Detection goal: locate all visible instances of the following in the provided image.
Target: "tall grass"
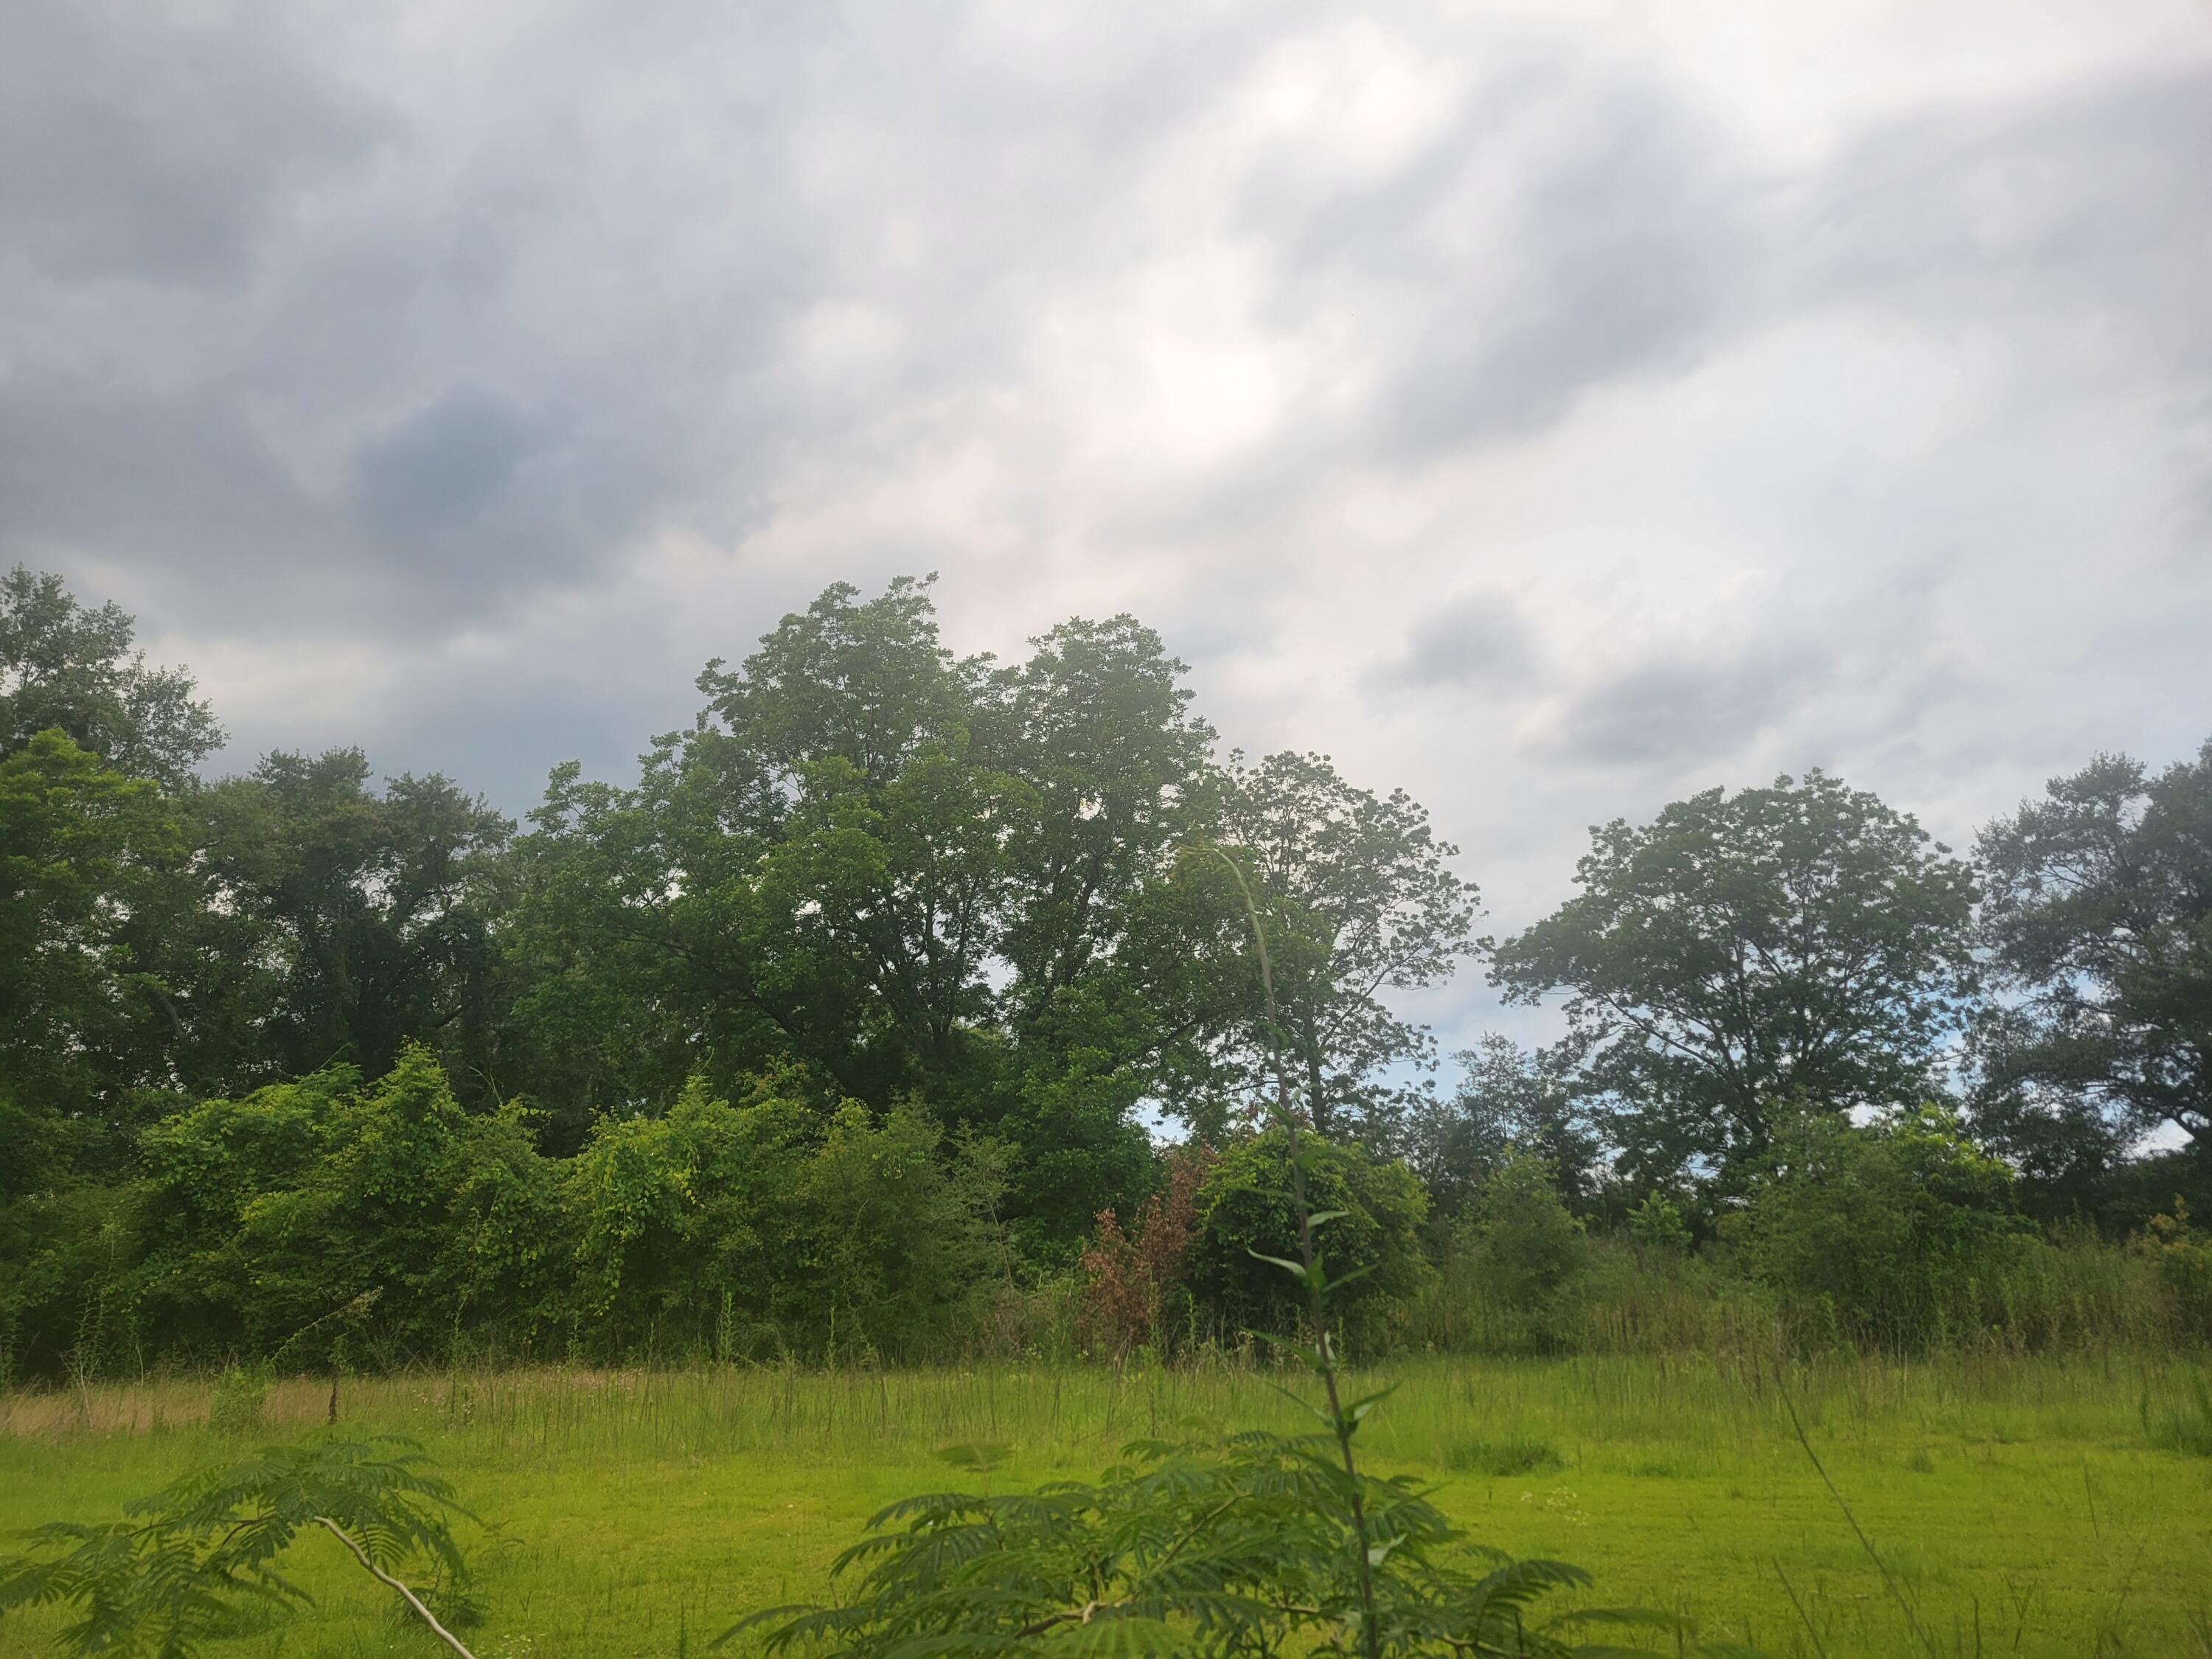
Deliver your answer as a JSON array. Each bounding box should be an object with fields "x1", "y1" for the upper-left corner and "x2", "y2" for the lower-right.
[
  {"x1": 9, "y1": 1226, "x2": 2197, "y2": 1392},
  {"x1": 9, "y1": 1348, "x2": 2208, "y2": 1470},
  {"x1": 1404, "y1": 1232, "x2": 2204, "y2": 1361}
]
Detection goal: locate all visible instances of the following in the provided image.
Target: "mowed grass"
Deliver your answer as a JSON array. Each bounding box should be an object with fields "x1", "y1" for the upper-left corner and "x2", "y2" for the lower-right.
[{"x1": 4, "y1": 1354, "x2": 2211, "y2": 1658}]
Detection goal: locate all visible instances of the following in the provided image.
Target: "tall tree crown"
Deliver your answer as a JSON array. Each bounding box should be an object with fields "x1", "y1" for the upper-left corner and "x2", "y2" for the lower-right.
[
  {"x1": 1, "y1": 566, "x2": 223, "y2": 789},
  {"x1": 1490, "y1": 770, "x2": 1978, "y2": 1186}
]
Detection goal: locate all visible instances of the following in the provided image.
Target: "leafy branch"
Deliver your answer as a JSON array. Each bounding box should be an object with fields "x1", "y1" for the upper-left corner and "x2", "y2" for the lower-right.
[{"x1": 0, "y1": 1436, "x2": 480, "y2": 1659}]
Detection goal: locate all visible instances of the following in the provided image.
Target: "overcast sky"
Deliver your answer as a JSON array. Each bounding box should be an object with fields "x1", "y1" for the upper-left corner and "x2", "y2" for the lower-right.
[{"x1": 7, "y1": 0, "x2": 2209, "y2": 1048}]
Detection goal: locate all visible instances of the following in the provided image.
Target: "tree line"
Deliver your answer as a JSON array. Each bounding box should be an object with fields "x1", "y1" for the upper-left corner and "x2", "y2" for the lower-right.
[{"x1": 3, "y1": 566, "x2": 2208, "y2": 1375}]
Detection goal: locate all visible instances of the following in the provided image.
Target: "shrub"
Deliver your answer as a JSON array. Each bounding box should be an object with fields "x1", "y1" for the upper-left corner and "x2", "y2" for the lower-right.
[
  {"x1": 1727, "y1": 1105, "x2": 2029, "y2": 1349},
  {"x1": 1078, "y1": 1144, "x2": 1211, "y2": 1358},
  {"x1": 2143, "y1": 1199, "x2": 2212, "y2": 1342},
  {"x1": 562, "y1": 1075, "x2": 999, "y2": 1362},
  {"x1": 205, "y1": 1364, "x2": 271, "y2": 1436},
  {"x1": 1404, "y1": 1153, "x2": 1590, "y2": 1356},
  {"x1": 1627, "y1": 1192, "x2": 1693, "y2": 1251},
  {"x1": 0, "y1": 1178, "x2": 142, "y2": 1386},
  {"x1": 132, "y1": 1050, "x2": 565, "y2": 1367},
  {"x1": 1186, "y1": 1127, "x2": 1430, "y2": 1349},
  {"x1": 1475, "y1": 1152, "x2": 1587, "y2": 1313},
  {"x1": 729, "y1": 1424, "x2": 1663, "y2": 1658}
]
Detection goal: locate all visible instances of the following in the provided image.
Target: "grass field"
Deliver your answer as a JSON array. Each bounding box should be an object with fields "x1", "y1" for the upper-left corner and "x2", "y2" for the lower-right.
[{"x1": 4, "y1": 1354, "x2": 2211, "y2": 1658}]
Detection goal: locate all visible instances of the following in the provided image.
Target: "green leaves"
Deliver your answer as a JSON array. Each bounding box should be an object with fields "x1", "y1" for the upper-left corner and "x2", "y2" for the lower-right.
[
  {"x1": 724, "y1": 1420, "x2": 1731, "y2": 1658},
  {"x1": 1043, "y1": 1615, "x2": 1183, "y2": 1655},
  {"x1": 1246, "y1": 1249, "x2": 1308, "y2": 1281},
  {"x1": 504, "y1": 576, "x2": 1212, "y2": 1248},
  {"x1": 1190, "y1": 1127, "x2": 1430, "y2": 1348},
  {"x1": 722, "y1": 1425, "x2": 1607, "y2": 1658},
  {"x1": 0, "y1": 730, "x2": 188, "y2": 1151},
  {"x1": 0, "y1": 1435, "x2": 475, "y2": 1659},
  {"x1": 1731, "y1": 1105, "x2": 2030, "y2": 1347},
  {"x1": 1, "y1": 566, "x2": 223, "y2": 792},
  {"x1": 1343, "y1": 1384, "x2": 1399, "y2": 1427}
]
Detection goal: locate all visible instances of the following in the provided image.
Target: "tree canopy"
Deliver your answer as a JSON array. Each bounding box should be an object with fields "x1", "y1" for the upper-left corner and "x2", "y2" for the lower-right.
[
  {"x1": 1, "y1": 566, "x2": 222, "y2": 789},
  {"x1": 1973, "y1": 741, "x2": 2212, "y2": 1188},
  {"x1": 1489, "y1": 771, "x2": 1978, "y2": 1188}
]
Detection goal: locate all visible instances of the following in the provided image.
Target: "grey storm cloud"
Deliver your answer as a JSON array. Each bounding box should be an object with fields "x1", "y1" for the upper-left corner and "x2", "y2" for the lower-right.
[
  {"x1": 4, "y1": 0, "x2": 2210, "y2": 992},
  {"x1": 353, "y1": 391, "x2": 543, "y2": 540},
  {"x1": 0, "y1": 3, "x2": 384, "y2": 285},
  {"x1": 1551, "y1": 647, "x2": 1835, "y2": 770},
  {"x1": 1373, "y1": 591, "x2": 1543, "y2": 692},
  {"x1": 1373, "y1": 79, "x2": 1759, "y2": 451},
  {"x1": 1799, "y1": 64, "x2": 2212, "y2": 366}
]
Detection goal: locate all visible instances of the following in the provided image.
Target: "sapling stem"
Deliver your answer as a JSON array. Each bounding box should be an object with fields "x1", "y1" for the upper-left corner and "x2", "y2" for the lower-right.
[
  {"x1": 315, "y1": 1516, "x2": 479, "y2": 1659},
  {"x1": 1195, "y1": 842, "x2": 1383, "y2": 1659}
]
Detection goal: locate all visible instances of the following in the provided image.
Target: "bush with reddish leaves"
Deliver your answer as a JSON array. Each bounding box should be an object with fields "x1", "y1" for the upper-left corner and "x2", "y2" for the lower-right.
[{"x1": 1079, "y1": 1146, "x2": 1213, "y2": 1357}]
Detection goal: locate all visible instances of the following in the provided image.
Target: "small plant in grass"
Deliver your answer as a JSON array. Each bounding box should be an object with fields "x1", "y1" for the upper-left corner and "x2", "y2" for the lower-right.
[
  {"x1": 724, "y1": 845, "x2": 1758, "y2": 1658},
  {"x1": 1626, "y1": 1193, "x2": 1692, "y2": 1252},
  {"x1": 1446, "y1": 1436, "x2": 1565, "y2": 1478},
  {"x1": 0, "y1": 1435, "x2": 481, "y2": 1658},
  {"x1": 205, "y1": 1363, "x2": 271, "y2": 1436}
]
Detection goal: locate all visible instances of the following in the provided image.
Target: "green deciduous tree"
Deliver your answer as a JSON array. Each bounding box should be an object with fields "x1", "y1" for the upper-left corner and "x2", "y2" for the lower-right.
[
  {"x1": 1190, "y1": 753, "x2": 1478, "y2": 1148},
  {"x1": 505, "y1": 580, "x2": 1210, "y2": 1246},
  {"x1": 561, "y1": 1073, "x2": 998, "y2": 1362},
  {"x1": 0, "y1": 730, "x2": 187, "y2": 1177},
  {"x1": 0, "y1": 574, "x2": 280, "y2": 1129},
  {"x1": 1405, "y1": 1036, "x2": 1599, "y2": 1222},
  {"x1": 504, "y1": 581, "x2": 1478, "y2": 1251},
  {"x1": 1972, "y1": 740, "x2": 2212, "y2": 1193},
  {"x1": 199, "y1": 750, "x2": 515, "y2": 1088},
  {"x1": 133, "y1": 1049, "x2": 560, "y2": 1366},
  {"x1": 1490, "y1": 770, "x2": 1978, "y2": 1189},
  {"x1": 1468, "y1": 1151, "x2": 1588, "y2": 1322},
  {"x1": 1, "y1": 566, "x2": 223, "y2": 790}
]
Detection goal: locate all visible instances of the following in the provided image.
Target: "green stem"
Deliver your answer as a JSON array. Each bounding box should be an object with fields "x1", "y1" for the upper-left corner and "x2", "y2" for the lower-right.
[{"x1": 1198, "y1": 843, "x2": 1382, "y2": 1659}]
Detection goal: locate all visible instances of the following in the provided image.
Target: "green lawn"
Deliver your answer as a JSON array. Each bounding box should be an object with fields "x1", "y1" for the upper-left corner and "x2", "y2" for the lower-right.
[{"x1": 4, "y1": 1355, "x2": 2210, "y2": 1657}]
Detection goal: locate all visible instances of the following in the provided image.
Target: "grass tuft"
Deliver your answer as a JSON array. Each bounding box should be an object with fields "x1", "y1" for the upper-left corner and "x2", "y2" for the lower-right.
[
  {"x1": 1444, "y1": 1434, "x2": 1565, "y2": 1476},
  {"x1": 2147, "y1": 1374, "x2": 2212, "y2": 1458}
]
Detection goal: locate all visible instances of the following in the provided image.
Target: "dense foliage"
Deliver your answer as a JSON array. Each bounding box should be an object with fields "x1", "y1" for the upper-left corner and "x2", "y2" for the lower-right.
[
  {"x1": 8, "y1": 1051, "x2": 1012, "y2": 1375},
  {"x1": 1186, "y1": 1128, "x2": 1432, "y2": 1349},
  {"x1": 4, "y1": 566, "x2": 2211, "y2": 1379},
  {"x1": 1723, "y1": 1107, "x2": 2030, "y2": 1348}
]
